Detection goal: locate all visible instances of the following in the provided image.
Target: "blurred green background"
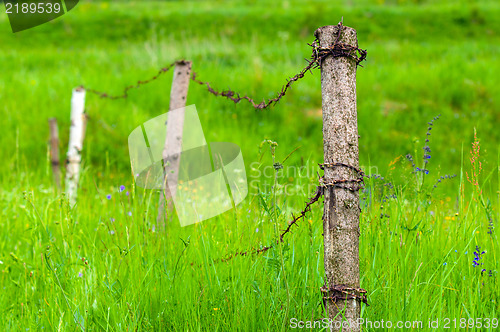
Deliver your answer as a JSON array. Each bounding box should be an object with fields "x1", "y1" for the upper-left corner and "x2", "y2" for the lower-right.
[
  {"x1": 0, "y1": 1, "x2": 499, "y2": 330},
  {"x1": 0, "y1": 0, "x2": 499, "y2": 192}
]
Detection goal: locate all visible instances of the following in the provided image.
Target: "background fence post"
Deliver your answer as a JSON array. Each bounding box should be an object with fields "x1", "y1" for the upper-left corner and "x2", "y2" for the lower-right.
[
  {"x1": 65, "y1": 87, "x2": 86, "y2": 206},
  {"x1": 48, "y1": 118, "x2": 61, "y2": 189},
  {"x1": 316, "y1": 25, "x2": 362, "y2": 331},
  {"x1": 157, "y1": 60, "x2": 192, "y2": 226}
]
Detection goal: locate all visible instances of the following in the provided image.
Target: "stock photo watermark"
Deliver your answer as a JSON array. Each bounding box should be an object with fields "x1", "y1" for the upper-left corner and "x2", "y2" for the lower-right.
[
  {"x1": 290, "y1": 317, "x2": 499, "y2": 330},
  {"x1": 3, "y1": 0, "x2": 79, "y2": 32},
  {"x1": 128, "y1": 105, "x2": 248, "y2": 227}
]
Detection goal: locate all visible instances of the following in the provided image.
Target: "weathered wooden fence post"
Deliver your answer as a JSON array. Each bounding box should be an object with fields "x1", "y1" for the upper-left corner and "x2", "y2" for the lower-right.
[
  {"x1": 48, "y1": 118, "x2": 61, "y2": 189},
  {"x1": 157, "y1": 60, "x2": 192, "y2": 226},
  {"x1": 316, "y1": 25, "x2": 363, "y2": 331},
  {"x1": 65, "y1": 87, "x2": 86, "y2": 206}
]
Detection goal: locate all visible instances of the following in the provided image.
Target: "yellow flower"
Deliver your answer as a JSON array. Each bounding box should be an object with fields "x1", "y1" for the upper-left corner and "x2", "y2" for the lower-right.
[{"x1": 213, "y1": 308, "x2": 219, "y2": 311}]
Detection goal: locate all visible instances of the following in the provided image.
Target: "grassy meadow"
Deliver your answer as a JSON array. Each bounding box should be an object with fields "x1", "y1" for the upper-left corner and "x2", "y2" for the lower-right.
[{"x1": 0, "y1": 0, "x2": 499, "y2": 330}]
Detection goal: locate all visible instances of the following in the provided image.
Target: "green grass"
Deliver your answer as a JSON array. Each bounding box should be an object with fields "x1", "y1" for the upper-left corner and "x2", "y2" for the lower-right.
[{"x1": 0, "y1": 0, "x2": 498, "y2": 330}]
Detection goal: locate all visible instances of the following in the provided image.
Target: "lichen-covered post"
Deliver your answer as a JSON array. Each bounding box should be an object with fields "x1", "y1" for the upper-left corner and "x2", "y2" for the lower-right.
[
  {"x1": 157, "y1": 60, "x2": 192, "y2": 226},
  {"x1": 315, "y1": 25, "x2": 362, "y2": 331}
]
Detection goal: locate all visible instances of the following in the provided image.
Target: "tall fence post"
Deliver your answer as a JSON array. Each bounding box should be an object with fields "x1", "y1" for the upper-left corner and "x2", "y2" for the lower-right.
[
  {"x1": 316, "y1": 25, "x2": 362, "y2": 331},
  {"x1": 157, "y1": 60, "x2": 192, "y2": 226},
  {"x1": 65, "y1": 87, "x2": 86, "y2": 206}
]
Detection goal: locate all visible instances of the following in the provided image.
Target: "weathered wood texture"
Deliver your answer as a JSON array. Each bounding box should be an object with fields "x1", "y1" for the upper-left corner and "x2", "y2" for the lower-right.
[
  {"x1": 316, "y1": 25, "x2": 361, "y2": 331},
  {"x1": 157, "y1": 60, "x2": 192, "y2": 224}
]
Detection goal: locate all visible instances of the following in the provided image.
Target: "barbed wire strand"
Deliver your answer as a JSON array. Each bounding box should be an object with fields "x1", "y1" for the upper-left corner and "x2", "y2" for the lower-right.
[
  {"x1": 83, "y1": 22, "x2": 366, "y2": 110},
  {"x1": 196, "y1": 184, "x2": 324, "y2": 266}
]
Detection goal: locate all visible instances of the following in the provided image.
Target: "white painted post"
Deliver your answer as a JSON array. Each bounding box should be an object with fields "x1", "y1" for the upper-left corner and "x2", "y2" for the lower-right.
[
  {"x1": 157, "y1": 60, "x2": 192, "y2": 225},
  {"x1": 65, "y1": 87, "x2": 86, "y2": 206}
]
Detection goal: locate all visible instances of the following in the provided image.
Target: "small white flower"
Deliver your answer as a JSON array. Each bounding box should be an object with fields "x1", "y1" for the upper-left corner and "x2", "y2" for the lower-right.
[{"x1": 0, "y1": 261, "x2": 3, "y2": 265}]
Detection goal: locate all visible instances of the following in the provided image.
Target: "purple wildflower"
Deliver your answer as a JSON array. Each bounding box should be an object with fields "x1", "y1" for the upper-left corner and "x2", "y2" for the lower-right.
[
  {"x1": 473, "y1": 246, "x2": 485, "y2": 267},
  {"x1": 488, "y1": 218, "x2": 494, "y2": 234},
  {"x1": 416, "y1": 167, "x2": 429, "y2": 175},
  {"x1": 106, "y1": 194, "x2": 111, "y2": 200},
  {"x1": 119, "y1": 185, "x2": 126, "y2": 192}
]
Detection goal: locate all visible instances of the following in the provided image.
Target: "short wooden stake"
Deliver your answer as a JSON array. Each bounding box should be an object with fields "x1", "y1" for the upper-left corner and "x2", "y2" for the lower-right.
[{"x1": 48, "y1": 118, "x2": 61, "y2": 189}]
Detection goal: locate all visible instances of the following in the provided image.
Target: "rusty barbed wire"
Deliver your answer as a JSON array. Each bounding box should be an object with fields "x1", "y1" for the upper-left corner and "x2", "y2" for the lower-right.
[
  {"x1": 280, "y1": 185, "x2": 323, "y2": 242},
  {"x1": 189, "y1": 58, "x2": 317, "y2": 110},
  {"x1": 201, "y1": 160, "x2": 366, "y2": 266},
  {"x1": 187, "y1": 22, "x2": 366, "y2": 109},
  {"x1": 191, "y1": 185, "x2": 324, "y2": 266},
  {"x1": 314, "y1": 21, "x2": 367, "y2": 68},
  {"x1": 320, "y1": 284, "x2": 369, "y2": 306},
  {"x1": 83, "y1": 22, "x2": 366, "y2": 108},
  {"x1": 84, "y1": 61, "x2": 180, "y2": 99},
  {"x1": 319, "y1": 162, "x2": 365, "y2": 192}
]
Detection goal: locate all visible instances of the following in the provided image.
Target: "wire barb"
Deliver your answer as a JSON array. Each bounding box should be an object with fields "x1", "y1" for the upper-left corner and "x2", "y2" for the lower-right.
[
  {"x1": 319, "y1": 162, "x2": 365, "y2": 192},
  {"x1": 320, "y1": 284, "x2": 369, "y2": 306}
]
